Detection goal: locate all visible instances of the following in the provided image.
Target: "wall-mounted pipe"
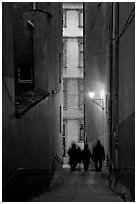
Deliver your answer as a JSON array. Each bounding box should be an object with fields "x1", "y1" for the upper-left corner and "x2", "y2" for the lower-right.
[{"x1": 112, "y1": 2, "x2": 119, "y2": 169}]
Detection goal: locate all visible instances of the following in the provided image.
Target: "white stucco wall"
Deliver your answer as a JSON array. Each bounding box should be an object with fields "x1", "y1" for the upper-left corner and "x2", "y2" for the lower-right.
[
  {"x1": 63, "y1": 3, "x2": 84, "y2": 160},
  {"x1": 63, "y1": 79, "x2": 83, "y2": 118},
  {"x1": 63, "y1": 10, "x2": 83, "y2": 37},
  {"x1": 66, "y1": 120, "x2": 84, "y2": 149},
  {"x1": 63, "y1": 38, "x2": 83, "y2": 78}
]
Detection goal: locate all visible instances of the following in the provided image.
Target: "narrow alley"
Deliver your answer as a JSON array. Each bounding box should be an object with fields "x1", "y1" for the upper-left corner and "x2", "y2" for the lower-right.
[
  {"x1": 2, "y1": 2, "x2": 135, "y2": 202},
  {"x1": 31, "y1": 165, "x2": 122, "y2": 202}
]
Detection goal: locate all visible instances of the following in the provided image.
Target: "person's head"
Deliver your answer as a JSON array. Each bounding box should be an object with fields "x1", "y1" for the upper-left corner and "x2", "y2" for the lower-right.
[
  {"x1": 71, "y1": 142, "x2": 76, "y2": 149},
  {"x1": 97, "y1": 140, "x2": 101, "y2": 146}
]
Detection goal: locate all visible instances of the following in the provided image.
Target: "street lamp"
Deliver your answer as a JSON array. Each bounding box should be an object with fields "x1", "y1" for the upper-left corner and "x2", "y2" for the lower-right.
[
  {"x1": 88, "y1": 89, "x2": 105, "y2": 110},
  {"x1": 88, "y1": 91, "x2": 95, "y2": 99}
]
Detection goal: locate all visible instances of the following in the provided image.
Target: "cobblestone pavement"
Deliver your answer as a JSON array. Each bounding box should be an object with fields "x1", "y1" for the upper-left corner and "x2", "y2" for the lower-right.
[{"x1": 31, "y1": 166, "x2": 123, "y2": 202}]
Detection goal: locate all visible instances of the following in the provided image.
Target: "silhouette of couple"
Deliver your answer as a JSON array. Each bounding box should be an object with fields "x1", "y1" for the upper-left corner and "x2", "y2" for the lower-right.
[
  {"x1": 67, "y1": 140, "x2": 105, "y2": 172},
  {"x1": 67, "y1": 143, "x2": 81, "y2": 172}
]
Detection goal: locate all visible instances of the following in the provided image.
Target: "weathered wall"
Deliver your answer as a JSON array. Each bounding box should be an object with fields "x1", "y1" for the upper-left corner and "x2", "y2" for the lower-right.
[
  {"x1": 63, "y1": 38, "x2": 83, "y2": 78},
  {"x1": 35, "y1": 3, "x2": 62, "y2": 94},
  {"x1": 2, "y1": 2, "x2": 62, "y2": 182},
  {"x1": 118, "y1": 1, "x2": 135, "y2": 168},
  {"x1": 85, "y1": 2, "x2": 110, "y2": 153},
  {"x1": 85, "y1": 2, "x2": 135, "y2": 200},
  {"x1": 63, "y1": 3, "x2": 83, "y2": 37},
  {"x1": 12, "y1": 2, "x2": 34, "y2": 95},
  {"x1": 64, "y1": 79, "x2": 83, "y2": 117},
  {"x1": 63, "y1": 78, "x2": 84, "y2": 152},
  {"x1": 118, "y1": 3, "x2": 135, "y2": 199}
]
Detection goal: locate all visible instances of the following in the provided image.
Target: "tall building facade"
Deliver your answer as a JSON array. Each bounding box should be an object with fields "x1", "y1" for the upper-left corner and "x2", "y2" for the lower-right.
[
  {"x1": 85, "y1": 2, "x2": 135, "y2": 200},
  {"x1": 62, "y1": 3, "x2": 84, "y2": 163},
  {"x1": 3, "y1": 2, "x2": 63, "y2": 201}
]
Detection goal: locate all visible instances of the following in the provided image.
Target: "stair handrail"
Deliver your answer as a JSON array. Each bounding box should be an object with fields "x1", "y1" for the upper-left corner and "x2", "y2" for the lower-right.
[
  {"x1": 105, "y1": 152, "x2": 114, "y2": 169},
  {"x1": 105, "y1": 152, "x2": 135, "y2": 172},
  {"x1": 54, "y1": 154, "x2": 63, "y2": 164},
  {"x1": 3, "y1": 154, "x2": 63, "y2": 188}
]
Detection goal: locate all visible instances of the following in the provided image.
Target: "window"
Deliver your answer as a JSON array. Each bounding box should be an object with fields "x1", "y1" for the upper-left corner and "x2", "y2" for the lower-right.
[
  {"x1": 105, "y1": 93, "x2": 108, "y2": 114},
  {"x1": 59, "y1": 53, "x2": 62, "y2": 83},
  {"x1": 17, "y1": 66, "x2": 33, "y2": 84},
  {"x1": 63, "y1": 38, "x2": 67, "y2": 68},
  {"x1": 63, "y1": 10, "x2": 67, "y2": 27},
  {"x1": 78, "y1": 38, "x2": 83, "y2": 68},
  {"x1": 78, "y1": 11, "x2": 83, "y2": 27},
  {"x1": 13, "y1": 3, "x2": 34, "y2": 96},
  {"x1": 79, "y1": 120, "x2": 84, "y2": 142},
  {"x1": 78, "y1": 79, "x2": 84, "y2": 109},
  {"x1": 60, "y1": 106, "x2": 62, "y2": 133},
  {"x1": 63, "y1": 122, "x2": 66, "y2": 137},
  {"x1": 63, "y1": 79, "x2": 67, "y2": 109},
  {"x1": 12, "y1": 3, "x2": 51, "y2": 117}
]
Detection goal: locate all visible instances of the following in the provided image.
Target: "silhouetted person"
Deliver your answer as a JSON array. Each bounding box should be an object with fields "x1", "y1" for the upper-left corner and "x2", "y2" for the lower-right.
[
  {"x1": 67, "y1": 143, "x2": 78, "y2": 172},
  {"x1": 92, "y1": 140, "x2": 105, "y2": 172},
  {"x1": 81, "y1": 144, "x2": 92, "y2": 172},
  {"x1": 77, "y1": 146, "x2": 82, "y2": 167}
]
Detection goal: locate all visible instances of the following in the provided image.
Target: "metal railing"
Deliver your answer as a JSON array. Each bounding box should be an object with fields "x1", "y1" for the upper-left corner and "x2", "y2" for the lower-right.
[
  {"x1": 3, "y1": 154, "x2": 63, "y2": 188},
  {"x1": 105, "y1": 152, "x2": 135, "y2": 174}
]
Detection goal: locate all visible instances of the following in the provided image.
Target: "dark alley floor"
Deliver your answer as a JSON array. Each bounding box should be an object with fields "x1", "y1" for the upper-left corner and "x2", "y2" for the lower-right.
[{"x1": 31, "y1": 165, "x2": 123, "y2": 202}]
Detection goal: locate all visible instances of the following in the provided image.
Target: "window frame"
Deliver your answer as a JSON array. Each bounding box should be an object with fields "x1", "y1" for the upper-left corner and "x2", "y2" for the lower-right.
[
  {"x1": 60, "y1": 106, "x2": 62, "y2": 133},
  {"x1": 17, "y1": 66, "x2": 33, "y2": 84},
  {"x1": 78, "y1": 10, "x2": 83, "y2": 27},
  {"x1": 63, "y1": 119, "x2": 67, "y2": 156},
  {"x1": 63, "y1": 79, "x2": 67, "y2": 109},
  {"x1": 78, "y1": 38, "x2": 83, "y2": 68},
  {"x1": 63, "y1": 10, "x2": 67, "y2": 27},
  {"x1": 78, "y1": 78, "x2": 84, "y2": 109},
  {"x1": 63, "y1": 38, "x2": 67, "y2": 68}
]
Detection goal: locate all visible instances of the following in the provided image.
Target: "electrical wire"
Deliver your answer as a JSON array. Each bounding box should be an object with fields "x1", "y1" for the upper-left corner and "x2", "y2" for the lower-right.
[
  {"x1": 111, "y1": 6, "x2": 135, "y2": 41},
  {"x1": 119, "y1": 6, "x2": 135, "y2": 38}
]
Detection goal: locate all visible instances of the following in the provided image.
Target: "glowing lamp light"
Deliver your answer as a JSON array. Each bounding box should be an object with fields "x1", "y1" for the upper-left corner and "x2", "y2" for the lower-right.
[
  {"x1": 88, "y1": 89, "x2": 105, "y2": 110},
  {"x1": 88, "y1": 90, "x2": 95, "y2": 99}
]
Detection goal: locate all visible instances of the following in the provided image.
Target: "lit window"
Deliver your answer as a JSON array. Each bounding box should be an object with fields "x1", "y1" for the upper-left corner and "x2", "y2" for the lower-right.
[
  {"x1": 78, "y1": 11, "x2": 83, "y2": 27},
  {"x1": 78, "y1": 38, "x2": 83, "y2": 68},
  {"x1": 78, "y1": 79, "x2": 84, "y2": 109}
]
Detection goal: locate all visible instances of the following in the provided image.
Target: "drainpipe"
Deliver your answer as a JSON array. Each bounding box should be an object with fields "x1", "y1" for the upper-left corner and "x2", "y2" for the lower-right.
[
  {"x1": 83, "y1": 2, "x2": 87, "y2": 145},
  {"x1": 32, "y1": 2, "x2": 36, "y2": 87},
  {"x1": 112, "y1": 2, "x2": 119, "y2": 169},
  {"x1": 109, "y1": 2, "x2": 113, "y2": 168}
]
